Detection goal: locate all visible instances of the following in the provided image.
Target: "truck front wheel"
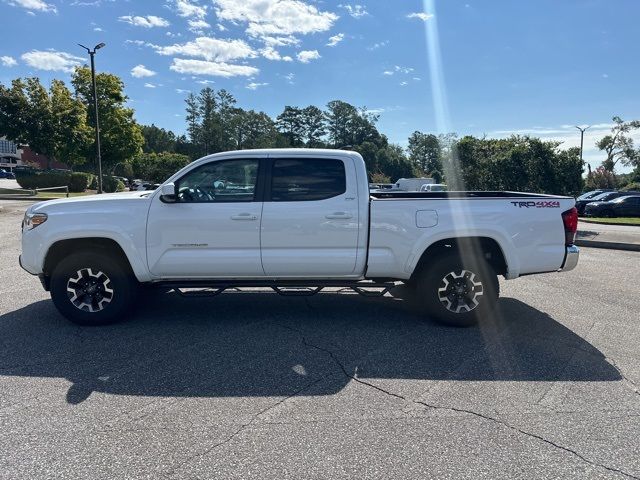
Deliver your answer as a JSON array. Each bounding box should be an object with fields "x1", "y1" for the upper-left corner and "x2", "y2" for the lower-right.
[
  {"x1": 50, "y1": 252, "x2": 136, "y2": 326},
  {"x1": 417, "y1": 253, "x2": 499, "y2": 327}
]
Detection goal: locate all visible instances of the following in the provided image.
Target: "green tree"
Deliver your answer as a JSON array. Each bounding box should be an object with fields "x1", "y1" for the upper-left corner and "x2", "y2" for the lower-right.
[
  {"x1": 141, "y1": 124, "x2": 177, "y2": 153},
  {"x1": 0, "y1": 77, "x2": 91, "y2": 169},
  {"x1": 131, "y1": 152, "x2": 191, "y2": 183},
  {"x1": 375, "y1": 144, "x2": 417, "y2": 180},
  {"x1": 231, "y1": 109, "x2": 278, "y2": 149},
  {"x1": 301, "y1": 105, "x2": 326, "y2": 147},
  {"x1": 596, "y1": 116, "x2": 640, "y2": 171},
  {"x1": 72, "y1": 67, "x2": 143, "y2": 172},
  {"x1": 407, "y1": 131, "x2": 442, "y2": 175},
  {"x1": 276, "y1": 106, "x2": 305, "y2": 147}
]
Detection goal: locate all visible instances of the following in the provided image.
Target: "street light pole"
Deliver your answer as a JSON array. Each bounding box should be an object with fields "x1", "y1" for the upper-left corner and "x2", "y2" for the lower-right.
[
  {"x1": 78, "y1": 42, "x2": 106, "y2": 194},
  {"x1": 575, "y1": 125, "x2": 590, "y2": 164}
]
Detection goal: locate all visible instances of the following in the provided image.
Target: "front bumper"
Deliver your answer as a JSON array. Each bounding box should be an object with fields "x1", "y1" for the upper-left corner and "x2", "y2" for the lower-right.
[{"x1": 560, "y1": 245, "x2": 579, "y2": 272}]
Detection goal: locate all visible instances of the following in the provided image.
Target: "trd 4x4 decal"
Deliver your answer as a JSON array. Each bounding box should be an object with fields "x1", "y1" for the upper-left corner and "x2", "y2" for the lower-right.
[{"x1": 510, "y1": 201, "x2": 561, "y2": 208}]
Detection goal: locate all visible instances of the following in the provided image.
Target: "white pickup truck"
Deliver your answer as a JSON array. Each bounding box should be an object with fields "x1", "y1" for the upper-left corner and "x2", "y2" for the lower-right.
[{"x1": 19, "y1": 148, "x2": 579, "y2": 327}]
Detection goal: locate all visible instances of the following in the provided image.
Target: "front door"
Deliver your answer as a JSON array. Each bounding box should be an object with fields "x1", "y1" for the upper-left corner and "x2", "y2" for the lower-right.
[
  {"x1": 146, "y1": 158, "x2": 264, "y2": 278},
  {"x1": 260, "y1": 157, "x2": 360, "y2": 277}
]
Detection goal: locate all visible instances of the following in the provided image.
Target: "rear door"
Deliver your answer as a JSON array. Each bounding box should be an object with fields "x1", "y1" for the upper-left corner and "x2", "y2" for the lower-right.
[{"x1": 260, "y1": 156, "x2": 360, "y2": 277}]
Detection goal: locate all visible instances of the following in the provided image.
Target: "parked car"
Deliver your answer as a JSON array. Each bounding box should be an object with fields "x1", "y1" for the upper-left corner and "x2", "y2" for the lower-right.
[
  {"x1": 576, "y1": 189, "x2": 613, "y2": 201},
  {"x1": 584, "y1": 195, "x2": 640, "y2": 217},
  {"x1": 19, "y1": 148, "x2": 579, "y2": 328},
  {"x1": 0, "y1": 168, "x2": 16, "y2": 179},
  {"x1": 575, "y1": 191, "x2": 630, "y2": 215}
]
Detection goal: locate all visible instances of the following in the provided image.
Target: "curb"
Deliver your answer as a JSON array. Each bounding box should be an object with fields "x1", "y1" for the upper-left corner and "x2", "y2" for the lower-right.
[
  {"x1": 575, "y1": 239, "x2": 640, "y2": 252},
  {"x1": 0, "y1": 196, "x2": 57, "y2": 201},
  {"x1": 580, "y1": 219, "x2": 640, "y2": 227}
]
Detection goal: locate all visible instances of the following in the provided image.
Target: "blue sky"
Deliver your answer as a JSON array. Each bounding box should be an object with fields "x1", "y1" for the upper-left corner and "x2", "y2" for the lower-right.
[{"x1": 1, "y1": 0, "x2": 639, "y2": 172}]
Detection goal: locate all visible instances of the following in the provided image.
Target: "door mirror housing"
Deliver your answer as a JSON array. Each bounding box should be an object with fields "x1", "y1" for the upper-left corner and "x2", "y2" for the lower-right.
[{"x1": 160, "y1": 182, "x2": 177, "y2": 203}]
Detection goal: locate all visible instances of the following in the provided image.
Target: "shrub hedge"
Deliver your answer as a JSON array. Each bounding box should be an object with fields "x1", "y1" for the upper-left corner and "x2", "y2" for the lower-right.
[
  {"x1": 68, "y1": 172, "x2": 95, "y2": 192},
  {"x1": 15, "y1": 171, "x2": 71, "y2": 190},
  {"x1": 16, "y1": 170, "x2": 96, "y2": 193},
  {"x1": 101, "y1": 176, "x2": 126, "y2": 193}
]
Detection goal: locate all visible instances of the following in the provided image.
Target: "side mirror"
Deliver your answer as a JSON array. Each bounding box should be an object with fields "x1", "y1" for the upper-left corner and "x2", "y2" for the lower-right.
[{"x1": 160, "y1": 182, "x2": 177, "y2": 203}]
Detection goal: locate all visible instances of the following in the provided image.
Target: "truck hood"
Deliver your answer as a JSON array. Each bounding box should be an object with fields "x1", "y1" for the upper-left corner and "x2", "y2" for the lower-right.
[{"x1": 30, "y1": 191, "x2": 152, "y2": 213}]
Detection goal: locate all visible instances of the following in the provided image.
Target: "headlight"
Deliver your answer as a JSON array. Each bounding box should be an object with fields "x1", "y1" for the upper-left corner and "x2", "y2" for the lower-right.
[{"x1": 23, "y1": 212, "x2": 48, "y2": 231}]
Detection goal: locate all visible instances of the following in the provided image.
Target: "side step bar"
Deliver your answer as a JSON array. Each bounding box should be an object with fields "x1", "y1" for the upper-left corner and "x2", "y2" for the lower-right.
[{"x1": 153, "y1": 280, "x2": 399, "y2": 298}]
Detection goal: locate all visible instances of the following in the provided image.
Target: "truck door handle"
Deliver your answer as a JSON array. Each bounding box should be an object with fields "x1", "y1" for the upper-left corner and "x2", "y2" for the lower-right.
[
  {"x1": 231, "y1": 213, "x2": 258, "y2": 221},
  {"x1": 325, "y1": 212, "x2": 352, "y2": 219}
]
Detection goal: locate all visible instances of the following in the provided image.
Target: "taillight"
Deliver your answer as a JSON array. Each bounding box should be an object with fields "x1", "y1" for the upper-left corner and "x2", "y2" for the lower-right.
[{"x1": 562, "y1": 207, "x2": 578, "y2": 245}]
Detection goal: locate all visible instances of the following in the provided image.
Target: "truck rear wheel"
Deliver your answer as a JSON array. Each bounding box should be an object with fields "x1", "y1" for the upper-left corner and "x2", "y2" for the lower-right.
[
  {"x1": 417, "y1": 253, "x2": 499, "y2": 327},
  {"x1": 50, "y1": 252, "x2": 136, "y2": 326}
]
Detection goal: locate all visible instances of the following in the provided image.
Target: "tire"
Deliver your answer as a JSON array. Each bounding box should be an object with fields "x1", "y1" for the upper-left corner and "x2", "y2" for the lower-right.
[
  {"x1": 50, "y1": 251, "x2": 136, "y2": 326},
  {"x1": 415, "y1": 253, "x2": 499, "y2": 327}
]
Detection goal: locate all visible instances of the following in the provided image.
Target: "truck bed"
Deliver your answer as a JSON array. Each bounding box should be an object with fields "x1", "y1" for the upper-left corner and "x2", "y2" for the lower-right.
[{"x1": 370, "y1": 191, "x2": 571, "y2": 200}]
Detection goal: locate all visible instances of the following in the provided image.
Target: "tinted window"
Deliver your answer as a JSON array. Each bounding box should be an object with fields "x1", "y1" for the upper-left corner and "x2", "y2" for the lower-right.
[
  {"x1": 176, "y1": 159, "x2": 258, "y2": 203},
  {"x1": 271, "y1": 159, "x2": 346, "y2": 201}
]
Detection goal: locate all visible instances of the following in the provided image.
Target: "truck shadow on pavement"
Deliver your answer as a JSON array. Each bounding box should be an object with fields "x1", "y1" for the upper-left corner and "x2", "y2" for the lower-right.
[{"x1": 0, "y1": 289, "x2": 621, "y2": 404}]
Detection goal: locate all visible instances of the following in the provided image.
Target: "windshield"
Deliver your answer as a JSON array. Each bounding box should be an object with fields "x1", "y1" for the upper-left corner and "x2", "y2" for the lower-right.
[{"x1": 577, "y1": 191, "x2": 604, "y2": 200}]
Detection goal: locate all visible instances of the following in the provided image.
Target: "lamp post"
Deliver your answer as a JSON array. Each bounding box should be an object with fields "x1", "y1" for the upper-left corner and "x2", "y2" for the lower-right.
[
  {"x1": 78, "y1": 42, "x2": 106, "y2": 193},
  {"x1": 574, "y1": 125, "x2": 590, "y2": 164}
]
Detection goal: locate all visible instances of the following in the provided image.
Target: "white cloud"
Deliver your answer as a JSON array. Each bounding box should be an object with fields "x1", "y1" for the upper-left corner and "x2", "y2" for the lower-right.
[
  {"x1": 144, "y1": 83, "x2": 157, "y2": 88},
  {"x1": 174, "y1": 0, "x2": 206, "y2": 18},
  {"x1": 262, "y1": 35, "x2": 300, "y2": 47},
  {"x1": 131, "y1": 64, "x2": 156, "y2": 78},
  {"x1": 170, "y1": 58, "x2": 259, "y2": 77},
  {"x1": 93, "y1": 27, "x2": 103, "y2": 32},
  {"x1": 327, "y1": 33, "x2": 344, "y2": 47},
  {"x1": 8, "y1": 0, "x2": 56, "y2": 13},
  {"x1": 213, "y1": 0, "x2": 337, "y2": 39},
  {"x1": 383, "y1": 65, "x2": 413, "y2": 76},
  {"x1": 399, "y1": 81, "x2": 408, "y2": 86},
  {"x1": 297, "y1": 49, "x2": 320, "y2": 63},
  {"x1": 261, "y1": 46, "x2": 293, "y2": 61},
  {"x1": 246, "y1": 82, "x2": 268, "y2": 90},
  {"x1": 153, "y1": 37, "x2": 255, "y2": 62},
  {"x1": 188, "y1": 19, "x2": 211, "y2": 31},
  {"x1": 284, "y1": 72, "x2": 295, "y2": 84},
  {"x1": 125, "y1": 39, "x2": 149, "y2": 47},
  {"x1": 1, "y1": 56, "x2": 18, "y2": 67},
  {"x1": 119, "y1": 15, "x2": 170, "y2": 28},
  {"x1": 21, "y1": 50, "x2": 83, "y2": 72},
  {"x1": 407, "y1": 12, "x2": 434, "y2": 21},
  {"x1": 175, "y1": 88, "x2": 190, "y2": 93},
  {"x1": 339, "y1": 4, "x2": 368, "y2": 18},
  {"x1": 367, "y1": 40, "x2": 388, "y2": 50}
]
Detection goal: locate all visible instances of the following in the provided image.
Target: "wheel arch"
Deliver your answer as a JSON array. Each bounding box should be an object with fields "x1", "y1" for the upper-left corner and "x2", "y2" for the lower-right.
[
  {"x1": 410, "y1": 236, "x2": 509, "y2": 280},
  {"x1": 44, "y1": 237, "x2": 137, "y2": 281}
]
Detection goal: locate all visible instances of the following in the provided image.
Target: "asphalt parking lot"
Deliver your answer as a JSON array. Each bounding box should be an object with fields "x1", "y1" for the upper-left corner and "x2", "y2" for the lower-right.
[{"x1": 1, "y1": 200, "x2": 640, "y2": 479}]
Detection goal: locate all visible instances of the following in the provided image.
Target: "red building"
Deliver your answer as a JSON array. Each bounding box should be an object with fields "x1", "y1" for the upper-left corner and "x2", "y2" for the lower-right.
[{"x1": 19, "y1": 145, "x2": 69, "y2": 170}]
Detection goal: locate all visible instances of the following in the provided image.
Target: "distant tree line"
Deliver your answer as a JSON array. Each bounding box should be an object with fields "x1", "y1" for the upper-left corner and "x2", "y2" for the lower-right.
[{"x1": 2, "y1": 69, "x2": 638, "y2": 194}]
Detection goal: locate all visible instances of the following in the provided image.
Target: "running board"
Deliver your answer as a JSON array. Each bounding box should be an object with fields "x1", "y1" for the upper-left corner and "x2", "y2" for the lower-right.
[{"x1": 155, "y1": 280, "x2": 398, "y2": 298}]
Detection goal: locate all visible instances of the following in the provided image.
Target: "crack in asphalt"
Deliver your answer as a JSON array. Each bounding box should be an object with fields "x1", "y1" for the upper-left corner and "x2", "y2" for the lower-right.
[
  {"x1": 163, "y1": 376, "x2": 325, "y2": 479},
  {"x1": 282, "y1": 320, "x2": 640, "y2": 480}
]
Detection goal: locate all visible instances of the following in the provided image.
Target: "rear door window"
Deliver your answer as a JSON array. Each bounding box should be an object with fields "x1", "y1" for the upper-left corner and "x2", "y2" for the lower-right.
[{"x1": 270, "y1": 159, "x2": 346, "y2": 201}]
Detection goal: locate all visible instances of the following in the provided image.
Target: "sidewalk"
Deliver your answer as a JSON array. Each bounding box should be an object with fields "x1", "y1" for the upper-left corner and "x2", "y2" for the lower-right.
[{"x1": 577, "y1": 220, "x2": 640, "y2": 252}]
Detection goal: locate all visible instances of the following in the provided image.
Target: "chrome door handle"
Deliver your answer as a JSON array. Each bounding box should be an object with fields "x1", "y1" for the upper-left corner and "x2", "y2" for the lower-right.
[
  {"x1": 231, "y1": 213, "x2": 258, "y2": 220},
  {"x1": 325, "y1": 212, "x2": 353, "y2": 219}
]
